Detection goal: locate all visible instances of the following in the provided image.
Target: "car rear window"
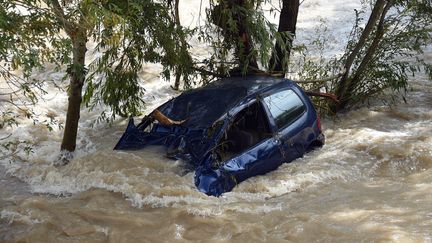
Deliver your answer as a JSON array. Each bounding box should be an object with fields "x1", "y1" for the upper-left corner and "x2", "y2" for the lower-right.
[{"x1": 263, "y1": 89, "x2": 305, "y2": 129}]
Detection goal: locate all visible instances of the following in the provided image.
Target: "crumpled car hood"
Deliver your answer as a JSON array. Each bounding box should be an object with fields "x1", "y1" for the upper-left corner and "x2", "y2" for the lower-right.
[{"x1": 114, "y1": 118, "x2": 212, "y2": 166}]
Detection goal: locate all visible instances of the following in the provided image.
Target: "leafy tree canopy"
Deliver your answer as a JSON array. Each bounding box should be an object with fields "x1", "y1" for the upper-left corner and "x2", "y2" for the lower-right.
[{"x1": 0, "y1": 0, "x2": 193, "y2": 120}]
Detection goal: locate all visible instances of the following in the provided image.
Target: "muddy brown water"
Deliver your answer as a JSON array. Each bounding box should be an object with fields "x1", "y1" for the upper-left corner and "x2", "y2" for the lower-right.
[
  {"x1": 4, "y1": 0, "x2": 432, "y2": 241},
  {"x1": 1, "y1": 70, "x2": 431, "y2": 242}
]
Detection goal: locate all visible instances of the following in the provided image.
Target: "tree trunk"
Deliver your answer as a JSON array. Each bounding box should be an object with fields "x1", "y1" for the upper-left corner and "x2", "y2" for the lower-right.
[
  {"x1": 269, "y1": 0, "x2": 299, "y2": 74},
  {"x1": 61, "y1": 33, "x2": 87, "y2": 152},
  {"x1": 173, "y1": 0, "x2": 181, "y2": 90},
  {"x1": 349, "y1": 1, "x2": 393, "y2": 88},
  {"x1": 334, "y1": 0, "x2": 387, "y2": 111},
  {"x1": 236, "y1": 0, "x2": 258, "y2": 70},
  {"x1": 209, "y1": 0, "x2": 258, "y2": 72}
]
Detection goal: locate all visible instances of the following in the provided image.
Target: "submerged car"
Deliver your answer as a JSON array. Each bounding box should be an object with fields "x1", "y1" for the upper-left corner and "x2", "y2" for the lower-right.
[{"x1": 114, "y1": 76, "x2": 324, "y2": 196}]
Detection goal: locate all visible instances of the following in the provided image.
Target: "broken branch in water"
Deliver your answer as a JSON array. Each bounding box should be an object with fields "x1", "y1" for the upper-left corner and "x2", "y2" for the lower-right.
[
  {"x1": 151, "y1": 110, "x2": 186, "y2": 126},
  {"x1": 305, "y1": 91, "x2": 340, "y2": 103}
]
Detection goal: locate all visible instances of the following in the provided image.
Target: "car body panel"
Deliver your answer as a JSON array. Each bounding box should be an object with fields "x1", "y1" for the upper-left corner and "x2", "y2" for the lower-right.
[{"x1": 114, "y1": 76, "x2": 324, "y2": 196}]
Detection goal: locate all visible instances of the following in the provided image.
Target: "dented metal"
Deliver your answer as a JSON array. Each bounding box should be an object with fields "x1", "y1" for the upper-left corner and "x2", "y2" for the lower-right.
[{"x1": 114, "y1": 76, "x2": 324, "y2": 196}]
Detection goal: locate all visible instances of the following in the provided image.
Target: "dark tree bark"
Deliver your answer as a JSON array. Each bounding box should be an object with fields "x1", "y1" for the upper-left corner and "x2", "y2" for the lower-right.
[
  {"x1": 173, "y1": 0, "x2": 182, "y2": 90},
  {"x1": 349, "y1": 1, "x2": 393, "y2": 88},
  {"x1": 61, "y1": 31, "x2": 87, "y2": 152},
  {"x1": 210, "y1": 0, "x2": 258, "y2": 71},
  {"x1": 50, "y1": 0, "x2": 88, "y2": 153},
  {"x1": 334, "y1": 0, "x2": 387, "y2": 111},
  {"x1": 269, "y1": 0, "x2": 299, "y2": 74},
  {"x1": 171, "y1": 0, "x2": 193, "y2": 90},
  {"x1": 235, "y1": 0, "x2": 258, "y2": 70}
]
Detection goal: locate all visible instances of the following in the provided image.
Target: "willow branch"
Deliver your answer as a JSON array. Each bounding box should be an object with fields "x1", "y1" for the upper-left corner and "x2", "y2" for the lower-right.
[
  {"x1": 336, "y1": 0, "x2": 387, "y2": 102},
  {"x1": 350, "y1": 0, "x2": 393, "y2": 85},
  {"x1": 192, "y1": 67, "x2": 226, "y2": 77},
  {"x1": 292, "y1": 68, "x2": 345, "y2": 83},
  {"x1": 47, "y1": 0, "x2": 76, "y2": 36}
]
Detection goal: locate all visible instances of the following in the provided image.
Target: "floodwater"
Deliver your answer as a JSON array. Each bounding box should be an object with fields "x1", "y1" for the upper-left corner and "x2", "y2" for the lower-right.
[
  {"x1": 1, "y1": 73, "x2": 432, "y2": 242},
  {"x1": 1, "y1": 0, "x2": 432, "y2": 242}
]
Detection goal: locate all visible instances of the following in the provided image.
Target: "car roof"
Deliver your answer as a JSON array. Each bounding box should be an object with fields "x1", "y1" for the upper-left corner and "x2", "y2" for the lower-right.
[
  {"x1": 157, "y1": 76, "x2": 289, "y2": 128},
  {"x1": 204, "y1": 75, "x2": 284, "y2": 94}
]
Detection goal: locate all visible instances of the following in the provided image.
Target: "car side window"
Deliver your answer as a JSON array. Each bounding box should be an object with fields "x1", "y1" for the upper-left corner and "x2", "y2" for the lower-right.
[{"x1": 263, "y1": 89, "x2": 306, "y2": 129}]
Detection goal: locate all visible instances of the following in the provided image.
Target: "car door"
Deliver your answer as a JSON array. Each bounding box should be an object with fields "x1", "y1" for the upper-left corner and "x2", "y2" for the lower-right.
[
  {"x1": 221, "y1": 101, "x2": 286, "y2": 183},
  {"x1": 262, "y1": 88, "x2": 308, "y2": 162},
  {"x1": 222, "y1": 134, "x2": 285, "y2": 183}
]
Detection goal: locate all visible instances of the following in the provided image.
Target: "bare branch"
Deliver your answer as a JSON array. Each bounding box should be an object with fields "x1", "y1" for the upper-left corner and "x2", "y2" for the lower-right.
[
  {"x1": 192, "y1": 67, "x2": 226, "y2": 78},
  {"x1": 305, "y1": 91, "x2": 340, "y2": 103},
  {"x1": 13, "y1": 0, "x2": 51, "y2": 13},
  {"x1": 0, "y1": 134, "x2": 12, "y2": 141},
  {"x1": 335, "y1": 0, "x2": 388, "y2": 106},
  {"x1": 151, "y1": 110, "x2": 186, "y2": 126},
  {"x1": 291, "y1": 68, "x2": 345, "y2": 83},
  {"x1": 350, "y1": 0, "x2": 394, "y2": 85}
]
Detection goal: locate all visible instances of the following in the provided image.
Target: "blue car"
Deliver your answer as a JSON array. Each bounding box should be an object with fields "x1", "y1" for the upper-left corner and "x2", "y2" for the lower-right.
[{"x1": 115, "y1": 76, "x2": 324, "y2": 196}]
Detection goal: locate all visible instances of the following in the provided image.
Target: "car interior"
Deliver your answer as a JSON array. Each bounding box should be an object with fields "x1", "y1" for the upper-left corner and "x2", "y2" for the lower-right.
[{"x1": 214, "y1": 101, "x2": 272, "y2": 162}]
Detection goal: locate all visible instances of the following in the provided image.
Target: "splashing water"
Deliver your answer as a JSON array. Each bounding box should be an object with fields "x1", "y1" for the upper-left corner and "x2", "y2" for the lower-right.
[{"x1": 1, "y1": 0, "x2": 432, "y2": 241}]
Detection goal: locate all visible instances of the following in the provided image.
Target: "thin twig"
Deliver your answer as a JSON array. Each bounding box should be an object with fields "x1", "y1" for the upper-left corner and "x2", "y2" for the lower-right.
[
  {"x1": 291, "y1": 68, "x2": 345, "y2": 83},
  {"x1": 48, "y1": 0, "x2": 76, "y2": 35},
  {"x1": 192, "y1": 67, "x2": 226, "y2": 77},
  {"x1": 0, "y1": 134, "x2": 12, "y2": 141},
  {"x1": 0, "y1": 151, "x2": 19, "y2": 160},
  {"x1": 247, "y1": 66, "x2": 285, "y2": 77}
]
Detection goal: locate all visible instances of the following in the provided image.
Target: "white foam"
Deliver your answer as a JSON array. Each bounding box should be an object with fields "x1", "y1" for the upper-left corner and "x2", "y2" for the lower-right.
[
  {"x1": 0, "y1": 0, "x2": 431, "y2": 218},
  {"x1": 1, "y1": 209, "x2": 42, "y2": 225}
]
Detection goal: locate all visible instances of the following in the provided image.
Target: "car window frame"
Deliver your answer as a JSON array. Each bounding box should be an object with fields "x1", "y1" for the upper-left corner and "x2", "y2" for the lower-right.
[
  {"x1": 261, "y1": 88, "x2": 307, "y2": 132},
  {"x1": 213, "y1": 99, "x2": 275, "y2": 162}
]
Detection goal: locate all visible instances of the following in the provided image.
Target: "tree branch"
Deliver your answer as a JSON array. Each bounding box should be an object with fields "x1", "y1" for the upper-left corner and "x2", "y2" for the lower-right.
[
  {"x1": 305, "y1": 91, "x2": 340, "y2": 103},
  {"x1": 335, "y1": 0, "x2": 388, "y2": 105},
  {"x1": 192, "y1": 67, "x2": 226, "y2": 78},
  {"x1": 292, "y1": 70, "x2": 345, "y2": 84},
  {"x1": 151, "y1": 110, "x2": 186, "y2": 126},
  {"x1": 350, "y1": 0, "x2": 393, "y2": 86},
  {"x1": 0, "y1": 152, "x2": 17, "y2": 160},
  {"x1": 0, "y1": 134, "x2": 12, "y2": 141},
  {"x1": 13, "y1": 0, "x2": 51, "y2": 13},
  {"x1": 46, "y1": 0, "x2": 76, "y2": 36}
]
